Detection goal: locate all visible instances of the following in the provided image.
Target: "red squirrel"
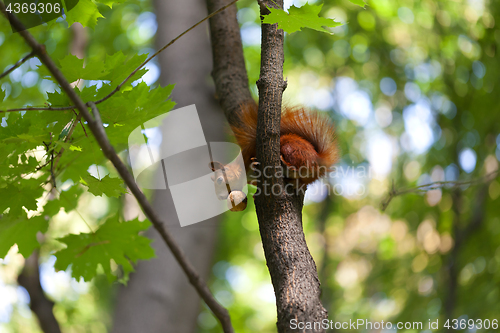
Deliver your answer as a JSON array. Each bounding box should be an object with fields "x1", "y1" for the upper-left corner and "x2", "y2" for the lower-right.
[{"x1": 210, "y1": 103, "x2": 339, "y2": 211}]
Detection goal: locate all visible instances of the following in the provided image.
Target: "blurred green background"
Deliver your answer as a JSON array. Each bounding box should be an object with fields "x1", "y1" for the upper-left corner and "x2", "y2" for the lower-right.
[{"x1": 1, "y1": 0, "x2": 500, "y2": 332}]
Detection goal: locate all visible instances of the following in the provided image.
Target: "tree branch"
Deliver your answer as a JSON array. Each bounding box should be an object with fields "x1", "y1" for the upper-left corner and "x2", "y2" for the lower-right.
[
  {"x1": 17, "y1": 252, "x2": 62, "y2": 333},
  {"x1": 0, "y1": 0, "x2": 239, "y2": 114},
  {"x1": 1, "y1": 105, "x2": 76, "y2": 112},
  {"x1": 254, "y1": 1, "x2": 327, "y2": 332},
  {"x1": 0, "y1": 5, "x2": 234, "y2": 333},
  {"x1": 206, "y1": 0, "x2": 328, "y2": 330},
  {"x1": 92, "y1": 0, "x2": 238, "y2": 106},
  {"x1": 0, "y1": 50, "x2": 36, "y2": 80},
  {"x1": 381, "y1": 169, "x2": 500, "y2": 211},
  {"x1": 84, "y1": 101, "x2": 233, "y2": 332},
  {"x1": 206, "y1": 0, "x2": 255, "y2": 126}
]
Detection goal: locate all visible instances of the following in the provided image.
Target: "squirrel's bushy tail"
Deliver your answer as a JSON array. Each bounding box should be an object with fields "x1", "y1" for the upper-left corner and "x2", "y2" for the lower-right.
[
  {"x1": 280, "y1": 106, "x2": 339, "y2": 170},
  {"x1": 231, "y1": 103, "x2": 339, "y2": 176},
  {"x1": 231, "y1": 103, "x2": 259, "y2": 167}
]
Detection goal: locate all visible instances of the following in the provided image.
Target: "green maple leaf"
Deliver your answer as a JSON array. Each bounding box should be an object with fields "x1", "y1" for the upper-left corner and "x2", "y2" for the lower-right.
[
  {"x1": 262, "y1": 3, "x2": 342, "y2": 34},
  {"x1": 348, "y1": 0, "x2": 368, "y2": 8},
  {"x1": 60, "y1": 0, "x2": 79, "y2": 16},
  {"x1": 41, "y1": 107, "x2": 74, "y2": 136},
  {"x1": 78, "y1": 85, "x2": 98, "y2": 101},
  {"x1": 80, "y1": 174, "x2": 128, "y2": 197},
  {"x1": 65, "y1": 0, "x2": 104, "y2": 29},
  {"x1": 99, "y1": 82, "x2": 175, "y2": 126},
  {"x1": 54, "y1": 217, "x2": 155, "y2": 282},
  {"x1": 0, "y1": 181, "x2": 44, "y2": 216},
  {"x1": 101, "y1": 52, "x2": 149, "y2": 87},
  {"x1": 96, "y1": 82, "x2": 175, "y2": 144},
  {"x1": 2, "y1": 134, "x2": 48, "y2": 145},
  {"x1": 42, "y1": 52, "x2": 150, "y2": 101},
  {"x1": 54, "y1": 140, "x2": 71, "y2": 151},
  {"x1": 94, "y1": 0, "x2": 126, "y2": 8},
  {"x1": 57, "y1": 55, "x2": 108, "y2": 83},
  {"x1": 0, "y1": 214, "x2": 48, "y2": 258},
  {"x1": 42, "y1": 185, "x2": 84, "y2": 215},
  {"x1": 47, "y1": 90, "x2": 71, "y2": 106}
]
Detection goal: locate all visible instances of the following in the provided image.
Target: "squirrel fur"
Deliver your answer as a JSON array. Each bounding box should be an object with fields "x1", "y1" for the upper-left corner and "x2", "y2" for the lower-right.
[
  {"x1": 210, "y1": 103, "x2": 339, "y2": 210},
  {"x1": 231, "y1": 103, "x2": 339, "y2": 186}
]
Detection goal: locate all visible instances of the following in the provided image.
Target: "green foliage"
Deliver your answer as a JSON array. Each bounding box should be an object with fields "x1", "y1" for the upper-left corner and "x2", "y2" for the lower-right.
[
  {"x1": 348, "y1": 0, "x2": 367, "y2": 8},
  {"x1": 2, "y1": 0, "x2": 500, "y2": 330},
  {"x1": 0, "y1": 180, "x2": 44, "y2": 216},
  {"x1": 56, "y1": 54, "x2": 108, "y2": 82},
  {"x1": 80, "y1": 174, "x2": 128, "y2": 197},
  {"x1": 54, "y1": 217, "x2": 155, "y2": 282},
  {"x1": 262, "y1": 3, "x2": 341, "y2": 34},
  {"x1": 94, "y1": 0, "x2": 127, "y2": 8},
  {"x1": 200, "y1": 0, "x2": 500, "y2": 332},
  {"x1": 0, "y1": 214, "x2": 48, "y2": 258},
  {"x1": 65, "y1": 0, "x2": 104, "y2": 29},
  {"x1": 0, "y1": 0, "x2": 162, "y2": 328},
  {"x1": 44, "y1": 186, "x2": 85, "y2": 215},
  {"x1": 0, "y1": 0, "x2": 173, "y2": 293},
  {"x1": 100, "y1": 51, "x2": 148, "y2": 86}
]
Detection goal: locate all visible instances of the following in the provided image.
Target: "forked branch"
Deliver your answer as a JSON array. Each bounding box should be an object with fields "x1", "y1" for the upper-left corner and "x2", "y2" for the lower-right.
[
  {"x1": 0, "y1": 0, "x2": 239, "y2": 113},
  {"x1": 0, "y1": 3, "x2": 234, "y2": 332}
]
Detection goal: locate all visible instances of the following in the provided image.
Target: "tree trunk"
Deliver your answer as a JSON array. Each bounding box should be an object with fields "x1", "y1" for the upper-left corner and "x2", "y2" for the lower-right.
[
  {"x1": 18, "y1": 253, "x2": 61, "y2": 333},
  {"x1": 254, "y1": 2, "x2": 327, "y2": 331},
  {"x1": 206, "y1": 0, "x2": 328, "y2": 331},
  {"x1": 111, "y1": 1, "x2": 224, "y2": 332}
]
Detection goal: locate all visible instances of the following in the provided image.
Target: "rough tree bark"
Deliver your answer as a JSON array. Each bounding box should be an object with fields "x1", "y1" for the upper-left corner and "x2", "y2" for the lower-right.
[
  {"x1": 255, "y1": 1, "x2": 327, "y2": 331},
  {"x1": 206, "y1": 0, "x2": 328, "y2": 331},
  {"x1": 111, "y1": 1, "x2": 225, "y2": 332},
  {"x1": 206, "y1": 0, "x2": 255, "y2": 124}
]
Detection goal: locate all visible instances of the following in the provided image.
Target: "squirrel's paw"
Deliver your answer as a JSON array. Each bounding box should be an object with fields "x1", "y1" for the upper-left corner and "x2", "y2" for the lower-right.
[
  {"x1": 249, "y1": 157, "x2": 260, "y2": 168},
  {"x1": 247, "y1": 157, "x2": 260, "y2": 186},
  {"x1": 280, "y1": 155, "x2": 300, "y2": 179}
]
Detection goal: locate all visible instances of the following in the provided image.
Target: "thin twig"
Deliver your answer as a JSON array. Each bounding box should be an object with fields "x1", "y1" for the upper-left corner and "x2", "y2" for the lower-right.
[
  {"x1": 0, "y1": 4, "x2": 235, "y2": 332},
  {"x1": 92, "y1": 0, "x2": 238, "y2": 105},
  {"x1": 1, "y1": 104, "x2": 69, "y2": 119},
  {"x1": 42, "y1": 141, "x2": 56, "y2": 188},
  {"x1": 381, "y1": 169, "x2": 500, "y2": 211},
  {"x1": 0, "y1": 50, "x2": 36, "y2": 80},
  {"x1": 1, "y1": 105, "x2": 74, "y2": 112},
  {"x1": 0, "y1": 0, "x2": 239, "y2": 114},
  {"x1": 52, "y1": 113, "x2": 82, "y2": 171}
]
